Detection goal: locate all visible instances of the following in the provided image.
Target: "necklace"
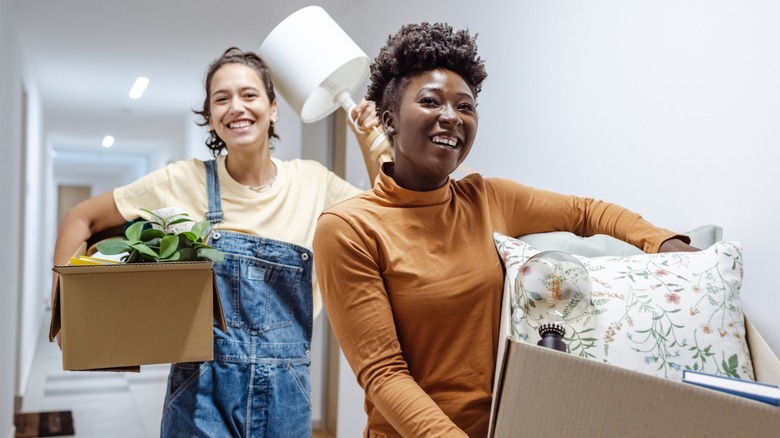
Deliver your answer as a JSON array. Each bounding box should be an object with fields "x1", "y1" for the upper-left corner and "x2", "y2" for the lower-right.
[{"x1": 247, "y1": 162, "x2": 277, "y2": 192}]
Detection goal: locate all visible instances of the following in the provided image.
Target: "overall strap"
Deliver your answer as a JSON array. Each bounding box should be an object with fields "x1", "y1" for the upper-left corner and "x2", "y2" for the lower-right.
[{"x1": 204, "y1": 159, "x2": 224, "y2": 226}]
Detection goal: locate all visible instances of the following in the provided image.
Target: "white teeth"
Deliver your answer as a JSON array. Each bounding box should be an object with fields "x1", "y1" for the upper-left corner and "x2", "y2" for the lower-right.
[
  {"x1": 432, "y1": 135, "x2": 458, "y2": 147},
  {"x1": 229, "y1": 120, "x2": 252, "y2": 129}
]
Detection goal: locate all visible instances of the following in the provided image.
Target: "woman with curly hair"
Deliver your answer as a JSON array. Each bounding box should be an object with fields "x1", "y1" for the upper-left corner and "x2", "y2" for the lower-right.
[
  {"x1": 52, "y1": 47, "x2": 381, "y2": 437},
  {"x1": 313, "y1": 23, "x2": 696, "y2": 436}
]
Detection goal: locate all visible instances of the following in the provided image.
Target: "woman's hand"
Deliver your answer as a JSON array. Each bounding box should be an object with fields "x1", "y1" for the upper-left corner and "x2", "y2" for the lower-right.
[
  {"x1": 348, "y1": 99, "x2": 384, "y2": 183},
  {"x1": 659, "y1": 238, "x2": 700, "y2": 253},
  {"x1": 348, "y1": 98, "x2": 380, "y2": 139}
]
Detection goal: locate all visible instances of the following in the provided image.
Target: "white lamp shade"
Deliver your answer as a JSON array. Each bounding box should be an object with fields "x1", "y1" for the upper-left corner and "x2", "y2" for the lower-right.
[{"x1": 258, "y1": 6, "x2": 370, "y2": 123}]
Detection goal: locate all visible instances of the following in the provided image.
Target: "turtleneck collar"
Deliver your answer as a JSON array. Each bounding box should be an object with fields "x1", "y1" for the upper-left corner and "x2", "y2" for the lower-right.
[{"x1": 374, "y1": 162, "x2": 453, "y2": 206}]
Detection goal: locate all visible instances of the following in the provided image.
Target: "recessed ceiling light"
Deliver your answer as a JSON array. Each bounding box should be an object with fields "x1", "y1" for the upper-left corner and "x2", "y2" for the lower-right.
[
  {"x1": 129, "y1": 77, "x2": 149, "y2": 99},
  {"x1": 102, "y1": 135, "x2": 115, "y2": 148}
]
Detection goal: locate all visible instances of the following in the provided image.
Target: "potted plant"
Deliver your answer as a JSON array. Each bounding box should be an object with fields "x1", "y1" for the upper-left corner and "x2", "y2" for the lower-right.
[{"x1": 95, "y1": 208, "x2": 223, "y2": 263}]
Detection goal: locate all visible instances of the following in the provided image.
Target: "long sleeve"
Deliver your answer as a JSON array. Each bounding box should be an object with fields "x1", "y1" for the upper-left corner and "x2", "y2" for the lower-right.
[
  {"x1": 314, "y1": 212, "x2": 469, "y2": 437},
  {"x1": 485, "y1": 178, "x2": 686, "y2": 253}
]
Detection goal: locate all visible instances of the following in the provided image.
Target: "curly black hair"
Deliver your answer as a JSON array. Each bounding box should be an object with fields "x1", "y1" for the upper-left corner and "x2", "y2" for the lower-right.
[
  {"x1": 193, "y1": 47, "x2": 279, "y2": 157},
  {"x1": 366, "y1": 22, "x2": 487, "y2": 118}
]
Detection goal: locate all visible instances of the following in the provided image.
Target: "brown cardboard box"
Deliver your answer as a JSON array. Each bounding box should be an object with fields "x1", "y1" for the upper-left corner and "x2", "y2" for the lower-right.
[
  {"x1": 488, "y1": 318, "x2": 780, "y2": 437},
  {"x1": 49, "y1": 243, "x2": 226, "y2": 371}
]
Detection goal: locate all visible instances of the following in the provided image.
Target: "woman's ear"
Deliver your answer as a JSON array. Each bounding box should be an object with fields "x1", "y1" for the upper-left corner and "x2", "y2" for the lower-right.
[
  {"x1": 382, "y1": 110, "x2": 396, "y2": 137},
  {"x1": 270, "y1": 99, "x2": 278, "y2": 125}
]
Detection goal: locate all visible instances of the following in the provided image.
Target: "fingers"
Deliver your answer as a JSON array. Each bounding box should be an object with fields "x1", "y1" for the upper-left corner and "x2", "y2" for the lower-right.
[{"x1": 350, "y1": 99, "x2": 380, "y2": 132}]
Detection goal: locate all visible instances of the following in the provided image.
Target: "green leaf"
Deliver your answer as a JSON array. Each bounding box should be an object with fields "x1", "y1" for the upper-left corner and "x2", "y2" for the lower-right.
[
  {"x1": 140, "y1": 229, "x2": 165, "y2": 240},
  {"x1": 130, "y1": 243, "x2": 159, "y2": 260},
  {"x1": 197, "y1": 247, "x2": 224, "y2": 263},
  {"x1": 125, "y1": 221, "x2": 146, "y2": 241},
  {"x1": 139, "y1": 207, "x2": 157, "y2": 217},
  {"x1": 161, "y1": 251, "x2": 181, "y2": 262},
  {"x1": 159, "y1": 235, "x2": 179, "y2": 258},
  {"x1": 191, "y1": 221, "x2": 211, "y2": 239},
  {"x1": 96, "y1": 239, "x2": 131, "y2": 255},
  {"x1": 168, "y1": 217, "x2": 194, "y2": 226},
  {"x1": 180, "y1": 231, "x2": 199, "y2": 244},
  {"x1": 144, "y1": 237, "x2": 161, "y2": 249},
  {"x1": 140, "y1": 208, "x2": 168, "y2": 225},
  {"x1": 125, "y1": 250, "x2": 140, "y2": 263},
  {"x1": 728, "y1": 354, "x2": 739, "y2": 369},
  {"x1": 177, "y1": 248, "x2": 198, "y2": 261}
]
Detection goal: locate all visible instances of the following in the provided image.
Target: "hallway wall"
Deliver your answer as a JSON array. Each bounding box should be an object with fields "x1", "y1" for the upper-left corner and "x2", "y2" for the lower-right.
[
  {"x1": 17, "y1": 50, "x2": 46, "y2": 420},
  {"x1": 0, "y1": 0, "x2": 25, "y2": 435}
]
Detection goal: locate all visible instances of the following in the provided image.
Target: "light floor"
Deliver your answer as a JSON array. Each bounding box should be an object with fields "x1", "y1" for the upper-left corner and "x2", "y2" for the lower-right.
[
  {"x1": 20, "y1": 314, "x2": 333, "y2": 437},
  {"x1": 20, "y1": 314, "x2": 168, "y2": 437}
]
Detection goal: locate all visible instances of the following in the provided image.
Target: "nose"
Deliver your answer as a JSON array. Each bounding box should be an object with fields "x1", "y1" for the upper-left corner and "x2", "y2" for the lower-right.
[
  {"x1": 439, "y1": 103, "x2": 462, "y2": 126},
  {"x1": 228, "y1": 97, "x2": 242, "y2": 114}
]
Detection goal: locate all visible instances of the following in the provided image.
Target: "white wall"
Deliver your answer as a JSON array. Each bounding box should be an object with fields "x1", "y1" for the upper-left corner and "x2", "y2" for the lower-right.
[
  {"x1": 17, "y1": 58, "x2": 46, "y2": 408},
  {"x1": 0, "y1": 0, "x2": 24, "y2": 435},
  {"x1": 336, "y1": 1, "x2": 780, "y2": 435}
]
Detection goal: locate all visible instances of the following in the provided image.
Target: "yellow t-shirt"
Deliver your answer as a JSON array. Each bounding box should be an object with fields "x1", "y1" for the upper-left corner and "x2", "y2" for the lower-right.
[{"x1": 113, "y1": 155, "x2": 359, "y2": 316}]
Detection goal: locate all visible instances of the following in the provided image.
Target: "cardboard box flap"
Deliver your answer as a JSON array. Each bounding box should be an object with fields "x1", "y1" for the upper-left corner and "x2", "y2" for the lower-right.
[
  {"x1": 746, "y1": 316, "x2": 780, "y2": 386},
  {"x1": 53, "y1": 261, "x2": 216, "y2": 275},
  {"x1": 48, "y1": 275, "x2": 62, "y2": 342},
  {"x1": 49, "y1": 241, "x2": 88, "y2": 342},
  {"x1": 490, "y1": 338, "x2": 780, "y2": 437},
  {"x1": 213, "y1": 274, "x2": 226, "y2": 332}
]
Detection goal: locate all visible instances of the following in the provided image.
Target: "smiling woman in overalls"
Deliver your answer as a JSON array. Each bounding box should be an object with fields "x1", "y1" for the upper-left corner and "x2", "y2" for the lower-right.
[{"x1": 51, "y1": 47, "x2": 381, "y2": 437}]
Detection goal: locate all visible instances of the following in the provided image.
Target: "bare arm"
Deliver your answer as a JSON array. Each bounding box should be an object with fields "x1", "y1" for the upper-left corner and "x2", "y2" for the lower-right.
[
  {"x1": 348, "y1": 99, "x2": 382, "y2": 185},
  {"x1": 51, "y1": 191, "x2": 127, "y2": 346}
]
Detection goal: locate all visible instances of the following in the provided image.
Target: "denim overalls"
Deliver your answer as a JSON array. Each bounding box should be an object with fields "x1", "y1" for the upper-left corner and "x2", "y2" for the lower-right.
[{"x1": 160, "y1": 159, "x2": 313, "y2": 437}]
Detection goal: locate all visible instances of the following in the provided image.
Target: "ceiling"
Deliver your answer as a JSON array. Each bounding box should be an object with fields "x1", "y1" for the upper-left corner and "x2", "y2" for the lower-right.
[{"x1": 14, "y1": 0, "x2": 362, "y2": 157}]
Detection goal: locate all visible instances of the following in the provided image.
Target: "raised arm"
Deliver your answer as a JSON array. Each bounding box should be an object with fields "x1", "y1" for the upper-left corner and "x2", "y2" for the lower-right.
[{"x1": 347, "y1": 99, "x2": 384, "y2": 185}]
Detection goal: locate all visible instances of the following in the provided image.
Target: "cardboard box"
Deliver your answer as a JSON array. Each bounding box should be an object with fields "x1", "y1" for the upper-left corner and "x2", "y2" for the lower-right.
[
  {"x1": 488, "y1": 318, "x2": 780, "y2": 437},
  {"x1": 49, "y1": 243, "x2": 226, "y2": 371}
]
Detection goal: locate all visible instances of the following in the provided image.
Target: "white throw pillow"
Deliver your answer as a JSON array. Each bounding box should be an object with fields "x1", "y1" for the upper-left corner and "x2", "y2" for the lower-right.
[
  {"x1": 517, "y1": 225, "x2": 723, "y2": 257},
  {"x1": 494, "y1": 232, "x2": 754, "y2": 381}
]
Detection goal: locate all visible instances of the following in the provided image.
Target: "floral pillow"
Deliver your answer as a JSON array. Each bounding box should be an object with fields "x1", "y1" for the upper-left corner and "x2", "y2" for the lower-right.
[{"x1": 493, "y1": 232, "x2": 754, "y2": 381}]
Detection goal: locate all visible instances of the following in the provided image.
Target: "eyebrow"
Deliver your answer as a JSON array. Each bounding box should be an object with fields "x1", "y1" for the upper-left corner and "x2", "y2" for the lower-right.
[
  {"x1": 210, "y1": 86, "x2": 259, "y2": 98},
  {"x1": 417, "y1": 86, "x2": 475, "y2": 100}
]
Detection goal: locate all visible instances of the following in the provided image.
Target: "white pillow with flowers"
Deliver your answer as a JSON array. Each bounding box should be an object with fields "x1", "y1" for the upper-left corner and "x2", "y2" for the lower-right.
[{"x1": 493, "y1": 232, "x2": 754, "y2": 381}]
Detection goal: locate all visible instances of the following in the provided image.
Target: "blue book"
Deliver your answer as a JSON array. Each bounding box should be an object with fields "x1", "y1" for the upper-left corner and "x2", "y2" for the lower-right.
[{"x1": 682, "y1": 369, "x2": 780, "y2": 406}]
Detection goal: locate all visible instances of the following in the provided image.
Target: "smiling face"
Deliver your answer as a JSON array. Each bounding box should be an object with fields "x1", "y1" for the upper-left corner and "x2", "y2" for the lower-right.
[
  {"x1": 383, "y1": 68, "x2": 478, "y2": 191},
  {"x1": 208, "y1": 63, "x2": 277, "y2": 154}
]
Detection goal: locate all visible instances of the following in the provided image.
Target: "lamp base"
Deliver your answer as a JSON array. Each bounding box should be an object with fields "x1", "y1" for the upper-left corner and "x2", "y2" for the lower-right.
[{"x1": 537, "y1": 323, "x2": 567, "y2": 352}]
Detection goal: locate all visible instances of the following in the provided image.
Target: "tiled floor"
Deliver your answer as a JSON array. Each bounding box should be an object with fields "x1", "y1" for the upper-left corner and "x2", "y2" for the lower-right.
[
  {"x1": 20, "y1": 314, "x2": 168, "y2": 437},
  {"x1": 20, "y1": 314, "x2": 334, "y2": 437}
]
